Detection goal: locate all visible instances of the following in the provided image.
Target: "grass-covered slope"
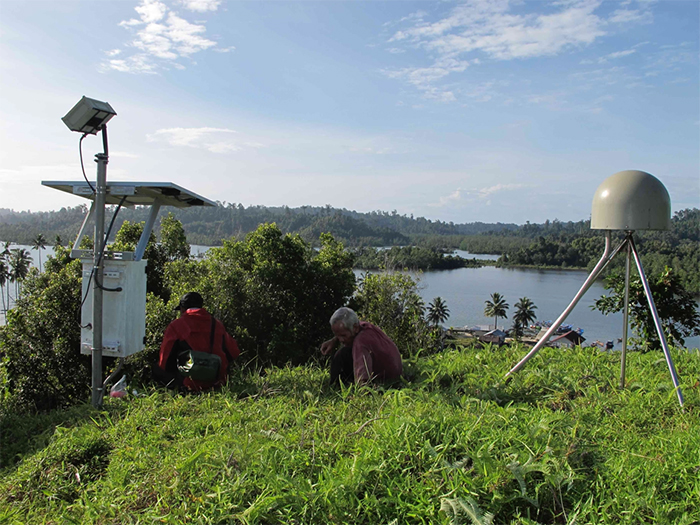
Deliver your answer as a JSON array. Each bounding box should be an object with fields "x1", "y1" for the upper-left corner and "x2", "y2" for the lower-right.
[{"x1": 2, "y1": 345, "x2": 699, "y2": 524}]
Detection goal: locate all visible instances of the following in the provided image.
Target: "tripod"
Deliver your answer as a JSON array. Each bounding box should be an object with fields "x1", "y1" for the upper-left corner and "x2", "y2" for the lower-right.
[{"x1": 505, "y1": 230, "x2": 684, "y2": 407}]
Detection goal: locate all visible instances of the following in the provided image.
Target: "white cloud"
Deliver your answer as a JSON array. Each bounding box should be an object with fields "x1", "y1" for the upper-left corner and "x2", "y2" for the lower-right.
[
  {"x1": 390, "y1": 0, "x2": 606, "y2": 60},
  {"x1": 101, "y1": 55, "x2": 158, "y2": 74},
  {"x1": 104, "y1": 0, "x2": 226, "y2": 73},
  {"x1": 432, "y1": 189, "x2": 464, "y2": 207},
  {"x1": 476, "y1": 183, "x2": 528, "y2": 198},
  {"x1": 430, "y1": 183, "x2": 529, "y2": 207},
  {"x1": 597, "y1": 48, "x2": 636, "y2": 63},
  {"x1": 136, "y1": 0, "x2": 168, "y2": 23},
  {"x1": 180, "y1": 0, "x2": 221, "y2": 12},
  {"x1": 383, "y1": 56, "x2": 473, "y2": 100},
  {"x1": 147, "y1": 127, "x2": 264, "y2": 154},
  {"x1": 384, "y1": 0, "x2": 657, "y2": 102},
  {"x1": 609, "y1": 8, "x2": 653, "y2": 24}
]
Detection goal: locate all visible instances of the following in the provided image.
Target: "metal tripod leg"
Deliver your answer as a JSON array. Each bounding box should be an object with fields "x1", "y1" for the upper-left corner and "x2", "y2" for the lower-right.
[
  {"x1": 506, "y1": 232, "x2": 623, "y2": 378},
  {"x1": 620, "y1": 240, "x2": 631, "y2": 388},
  {"x1": 629, "y1": 237, "x2": 684, "y2": 407}
]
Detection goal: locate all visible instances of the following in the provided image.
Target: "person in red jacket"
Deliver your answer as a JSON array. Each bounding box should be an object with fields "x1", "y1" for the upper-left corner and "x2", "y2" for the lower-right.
[
  {"x1": 320, "y1": 307, "x2": 403, "y2": 385},
  {"x1": 157, "y1": 292, "x2": 240, "y2": 391}
]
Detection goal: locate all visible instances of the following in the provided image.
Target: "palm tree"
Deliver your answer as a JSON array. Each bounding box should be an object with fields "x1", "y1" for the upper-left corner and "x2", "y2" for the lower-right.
[
  {"x1": 32, "y1": 233, "x2": 47, "y2": 272},
  {"x1": 484, "y1": 292, "x2": 509, "y2": 330},
  {"x1": 513, "y1": 297, "x2": 538, "y2": 338},
  {"x1": 0, "y1": 258, "x2": 8, "y2": 316},
  {"x1": 0, "y1": 244, "x2": 11, "y2": 310},
  {"x1": 427, "y1": 296, "x2": 450, "y2": 327},
  {"x1": 9, "y1": 248, "x2": 32, "y2": 300}
]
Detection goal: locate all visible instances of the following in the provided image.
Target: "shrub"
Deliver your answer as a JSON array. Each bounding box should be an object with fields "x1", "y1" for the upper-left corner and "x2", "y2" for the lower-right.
[
  {"x1": 351, "y1": 272, "x2": 436, "y2": 356},
  {"x1": 165, "y1": 224, "x2": 356, "y2": 367},
  {"x1": 0, "y1": 246, "x2": 92, "y2": 412}
]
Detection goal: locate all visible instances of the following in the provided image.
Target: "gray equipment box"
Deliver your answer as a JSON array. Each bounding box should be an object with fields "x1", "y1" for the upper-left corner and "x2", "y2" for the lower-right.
[{"x1": 80, "y1": 258, "x2": 147, "y2": 358}]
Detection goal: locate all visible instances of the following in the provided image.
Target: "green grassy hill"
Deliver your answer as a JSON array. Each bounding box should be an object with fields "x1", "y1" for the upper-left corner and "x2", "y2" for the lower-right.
[{"x1": 2, "y1": 344, "x2": 699, "y2": 524}]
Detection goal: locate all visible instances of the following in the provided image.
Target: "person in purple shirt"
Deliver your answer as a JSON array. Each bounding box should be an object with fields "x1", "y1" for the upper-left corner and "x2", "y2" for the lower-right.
[{"x1": 320, "y1": 307, "x2": 403, "y2": 385}]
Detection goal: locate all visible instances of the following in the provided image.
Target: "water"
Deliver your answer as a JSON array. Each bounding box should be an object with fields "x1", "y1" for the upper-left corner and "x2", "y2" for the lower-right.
[
  {"x1": 355, "y1": 263, "x2": 700, "y2": 351},
  {"x1": 3, "y1": 243, "x2": 698, "y2": 349}
]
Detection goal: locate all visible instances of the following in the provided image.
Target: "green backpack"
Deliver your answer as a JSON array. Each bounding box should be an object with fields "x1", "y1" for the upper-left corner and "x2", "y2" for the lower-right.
[{"x1": 177, "y1": 316, "x2": 221, "y2": 383}]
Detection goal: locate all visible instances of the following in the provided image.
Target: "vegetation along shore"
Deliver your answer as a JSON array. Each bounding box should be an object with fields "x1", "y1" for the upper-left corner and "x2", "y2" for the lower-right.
[{"x1": 1, "y1": 205, "x2": 698, "y2": 291}]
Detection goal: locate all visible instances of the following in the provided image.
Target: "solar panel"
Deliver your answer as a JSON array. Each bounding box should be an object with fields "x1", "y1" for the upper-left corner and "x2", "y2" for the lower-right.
[{"x1": 41, "y1": 181, "x2": 216, "y2": 208}]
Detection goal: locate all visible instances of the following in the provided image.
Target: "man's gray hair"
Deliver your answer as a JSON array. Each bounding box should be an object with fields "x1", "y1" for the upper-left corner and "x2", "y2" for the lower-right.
[{"x1": 330, "y1": 307, "x2": 359, "y2": 331}]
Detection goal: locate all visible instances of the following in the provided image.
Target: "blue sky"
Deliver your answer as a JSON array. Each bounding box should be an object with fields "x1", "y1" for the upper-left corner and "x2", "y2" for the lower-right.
[{"x1": 1, "y1": 0, "x2": 698, "y2": 224}]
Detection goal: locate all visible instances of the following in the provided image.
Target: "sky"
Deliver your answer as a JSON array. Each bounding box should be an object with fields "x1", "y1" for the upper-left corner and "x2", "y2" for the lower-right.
[{"x1": 0, "y1": 0, "x2": 698, "y2": 225}]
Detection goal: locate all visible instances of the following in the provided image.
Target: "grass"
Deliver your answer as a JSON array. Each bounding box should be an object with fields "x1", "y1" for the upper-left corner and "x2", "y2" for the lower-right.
[{"x1": 1, "y1": 344, "x2": 699, "y2": 524}]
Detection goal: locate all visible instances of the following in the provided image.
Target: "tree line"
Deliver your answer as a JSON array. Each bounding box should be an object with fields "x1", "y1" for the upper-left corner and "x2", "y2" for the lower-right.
[
  {"x1": 353, "y1": 246, "x2": 484, "y2": 271},
  {"x1": 1, "y1": 205, "x2": 698, "y2": 291}
]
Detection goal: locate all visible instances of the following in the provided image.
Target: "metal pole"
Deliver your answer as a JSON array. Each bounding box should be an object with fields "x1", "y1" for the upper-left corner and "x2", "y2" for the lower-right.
[
  {"x1": 72, "y1": 201, "x2": 95, "y2": 257},
  {"x1": 91, "y1": 127, "x2": 109, "y2": 408},
  {"x1": 134, "y1": 202, "x2": 162, "y2": 261},
  {"x1": 619, "y1": 236, "x2": 631, "y2": 389},
  {"x1": 506, "y1": 232, "x2": 620, "y2": 378},
  {"x1": 629, "y1": 238, "x2": 684, "y2": 407}
]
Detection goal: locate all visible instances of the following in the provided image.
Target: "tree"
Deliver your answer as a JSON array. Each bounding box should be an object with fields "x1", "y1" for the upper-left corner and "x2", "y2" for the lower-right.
[
  {"x1": 484, "y1": 292, "x2": 509, "y2": 330},
  {"x1": 160, "y1": 212, "x2": 190, "y2": 261},
  {"x1": 352, "y1": 272, "x2": 433, "y2": 356},
  {"x1": 164, "y1": 224, "x2": 356, "y2": 366},
  {"x1": 427, "y1": 296, "x2": 450, "y2": 327},
  {"x1": 0, "y1": 258, "x2": 8, "y2": 315},
  {"x1": 31, "y1": 233, "x2": 47, "y2": 272},
  {"x1": 593, "y1": 266, "x2": 700, "y2": 351},
  {"x1": 110, "y1": 220, "x2": 168, "y2": 300},
  {"x1": 8, "y1": 248, "x2": 32, "y2": 300},
  {"x1": 0, "y1": 245, "x2": 90, "y2": 411},
  {"x1": 512, "y1": 297, "x2": 537, "y2": 338}
]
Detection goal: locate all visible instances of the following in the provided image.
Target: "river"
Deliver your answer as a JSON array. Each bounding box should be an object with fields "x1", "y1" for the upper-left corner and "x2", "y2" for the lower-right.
[
  {"x1": 3, "y1": 244, "x2": 698, "y2": 350},
  {"x1": 354, "y1": 249, "x2": 699, "y2": 350}
]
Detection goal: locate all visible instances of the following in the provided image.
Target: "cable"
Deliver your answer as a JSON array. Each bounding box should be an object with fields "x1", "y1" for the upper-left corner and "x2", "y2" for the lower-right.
[
  {"x1": 94, "y1": 196, "x2": 127, "y2": 292},
  {"x1": 77, "y1": 196, "x2": 127, "y2": 328},
  {"x1": 79, "y1": 133, "x2": 96, "y2": 194}
]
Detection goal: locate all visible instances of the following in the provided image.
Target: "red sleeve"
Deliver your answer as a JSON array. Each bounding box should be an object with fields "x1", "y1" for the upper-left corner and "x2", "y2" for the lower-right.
[{"x1": 158, "y1": 323, "x2": 179, "y2": 370}]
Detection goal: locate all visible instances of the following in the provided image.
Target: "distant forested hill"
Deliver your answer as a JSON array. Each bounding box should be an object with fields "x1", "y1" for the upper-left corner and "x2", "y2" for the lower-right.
[
  {"x1": 0, "y1": 203, "x2": 517, "y2": 247},
  {"x1": 1, "y1": 204, "x2": 698, "y2": 292}
]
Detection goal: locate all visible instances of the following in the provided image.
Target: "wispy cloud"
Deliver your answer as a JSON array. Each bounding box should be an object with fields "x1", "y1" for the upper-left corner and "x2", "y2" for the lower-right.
[
  {"x1": 609, "y1": 7, "x2": 653, "y2": 24},
  {"x1": 431, "y1": 183, "x2": 529, "y2": 207},
  {"x1": 147, "y1": 127, "x2": 264, "y2": 154},
  {"x1": 384, "y1": 0, "x2": 655, "y2": 102},
  {"x1": 389, "y1": 0, "x2": 607, "y2": 57},
  {"x1": 101, "y1": 0, "x2": 231, "y2": 74}
]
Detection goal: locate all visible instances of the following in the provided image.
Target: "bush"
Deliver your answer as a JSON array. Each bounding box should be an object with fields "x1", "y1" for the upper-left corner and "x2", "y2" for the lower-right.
[
  {"x1": 352, "y1": 272, "x2": 437, "y2": 357},
  {"x1": 165, "y1": 224, "x2": 356, "y2": 367},
  {"x1": 0, "y1": 246, "x2": 93, "y2": 412}
]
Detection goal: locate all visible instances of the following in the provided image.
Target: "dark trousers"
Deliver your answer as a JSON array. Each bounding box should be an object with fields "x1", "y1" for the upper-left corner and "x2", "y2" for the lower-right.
[
  {"x1": 152, "y1": 340, "x2": 192, "y2": 389},
  {"x1": 330, "y1": 346, "x2": 354, "y2": 386}
]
